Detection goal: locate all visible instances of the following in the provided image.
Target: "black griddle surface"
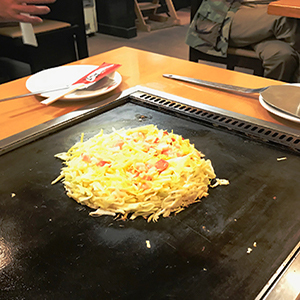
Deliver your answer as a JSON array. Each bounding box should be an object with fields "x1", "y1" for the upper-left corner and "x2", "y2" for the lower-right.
[{"x1": 0, "y1": 102, "x2": 299, "y2": 300}]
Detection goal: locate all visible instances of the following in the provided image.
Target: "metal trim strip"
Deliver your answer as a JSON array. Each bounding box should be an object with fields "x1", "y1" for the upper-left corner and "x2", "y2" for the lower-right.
[
  {"x1": 255, "y1": 242, "x2": 300, "y2": 300},
  {"x1": 1, "y1": 85, "x2": 299, "y2": 156}
]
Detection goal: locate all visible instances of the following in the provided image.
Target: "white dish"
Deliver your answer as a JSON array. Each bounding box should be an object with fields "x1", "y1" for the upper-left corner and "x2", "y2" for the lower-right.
[
  {"x1": 26, "y1": 65, "x2": 122, "y2": 101},
  {"x1": 259, "y1": 95, "x2": 300, "y2": 124},
  {"x1": 259, "y1": 82, "x2": 300, "y2": 124}
]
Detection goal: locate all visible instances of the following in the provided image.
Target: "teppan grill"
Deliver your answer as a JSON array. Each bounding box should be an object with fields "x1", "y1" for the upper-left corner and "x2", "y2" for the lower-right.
[{"x1": 0, "y1": 86, "x2": 299, "y2": 299}]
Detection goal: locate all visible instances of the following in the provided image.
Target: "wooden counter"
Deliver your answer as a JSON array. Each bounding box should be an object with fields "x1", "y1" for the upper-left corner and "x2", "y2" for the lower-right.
[
  {"x1": 268, "y1": 0, "x2": 300, "y2": 18},
  {"x1": 0, "y1": 46, "x2": 299, "y2": 141}
]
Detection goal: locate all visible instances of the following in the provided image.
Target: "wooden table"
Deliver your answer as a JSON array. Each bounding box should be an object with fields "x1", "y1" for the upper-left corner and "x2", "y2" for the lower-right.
[
  {"x1": 0, "y1": 46, "x2": 299, "y2": 142},
  {"x1": 268, "y1": 0, "x2": 300, "y2": 18}
]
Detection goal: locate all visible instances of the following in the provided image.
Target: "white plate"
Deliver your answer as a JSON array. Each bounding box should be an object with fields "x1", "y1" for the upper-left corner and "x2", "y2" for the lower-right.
[
  {"x1": 259, "y1": 83, "x2": 300, "y2": 124},
  {"x1": 259, "y1": 95, "x2": 300, "y2": 124},
  {"x1": 26, "y1": 65, "x2": 122, "y2": 101}
]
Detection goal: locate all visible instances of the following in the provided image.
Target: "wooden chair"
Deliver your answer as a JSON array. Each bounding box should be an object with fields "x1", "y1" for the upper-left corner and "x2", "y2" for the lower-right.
[
  {"x1": 0, "y1": 0, "x2": 88, "y2": 74},
  {"x1": 189, "y1": 0, "x2": 264, "y2": 76},
  {"x1": 134, "y1": 0, "x2": 181, "y2": 32}
]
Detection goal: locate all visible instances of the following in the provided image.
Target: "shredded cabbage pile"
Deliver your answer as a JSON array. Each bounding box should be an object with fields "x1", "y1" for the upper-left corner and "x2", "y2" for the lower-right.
[{"x1": 52, "y1": 124, "x2": 216, "y2": 222}]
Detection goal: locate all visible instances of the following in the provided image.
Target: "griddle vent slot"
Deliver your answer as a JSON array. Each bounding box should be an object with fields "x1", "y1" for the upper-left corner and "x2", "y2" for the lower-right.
[{"x1": 132, "y1": 92, "x2": 300, "y2": 153}]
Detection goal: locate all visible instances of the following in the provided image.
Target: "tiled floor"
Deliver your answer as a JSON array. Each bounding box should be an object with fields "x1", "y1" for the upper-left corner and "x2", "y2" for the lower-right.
[{"x1": 87, "y1": 8, "x2": 191, "y2": 60}]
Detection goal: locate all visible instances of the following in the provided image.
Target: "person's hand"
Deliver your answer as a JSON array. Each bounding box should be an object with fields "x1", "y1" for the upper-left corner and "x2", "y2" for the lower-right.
[{"x1": 0, "y1": 0, "x2": 56, "y2": 24}]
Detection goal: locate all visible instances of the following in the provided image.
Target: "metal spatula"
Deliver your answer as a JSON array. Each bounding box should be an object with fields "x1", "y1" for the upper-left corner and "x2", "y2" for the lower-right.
[{"x1": 163, "y1": 74, "x2": 300, "y2": 119}]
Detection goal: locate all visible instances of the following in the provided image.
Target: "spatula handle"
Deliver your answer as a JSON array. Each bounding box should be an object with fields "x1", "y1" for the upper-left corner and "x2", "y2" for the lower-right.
[
  {"x1": 163, "y1": 74, "x2": 266, "y2": 94},
  {"x1": 41, "y1": 83, "x2": 85, "y2": 105}
]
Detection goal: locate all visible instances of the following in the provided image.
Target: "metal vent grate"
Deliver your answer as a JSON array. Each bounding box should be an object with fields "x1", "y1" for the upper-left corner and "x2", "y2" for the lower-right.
[{"x1": 131, "y1": 92, "x2": 300, "y2": 153}]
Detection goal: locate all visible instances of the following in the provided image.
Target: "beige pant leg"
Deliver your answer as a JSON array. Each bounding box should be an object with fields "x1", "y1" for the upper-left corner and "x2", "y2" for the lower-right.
[
  {"x1": 253, "y1": 39, "x2": 299, "y2": 82},
  {"x1": 229, "y1": 4, "x2": 299, "y2": 50},
  {"x1": 229, "y1": 4, "x2": 300, "y2": 82}
]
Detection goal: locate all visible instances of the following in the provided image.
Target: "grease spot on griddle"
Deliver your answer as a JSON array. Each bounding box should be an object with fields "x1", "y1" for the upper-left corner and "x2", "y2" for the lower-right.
[{"x1": 135, "y1": 114, "x2": 153, "y2": 122}]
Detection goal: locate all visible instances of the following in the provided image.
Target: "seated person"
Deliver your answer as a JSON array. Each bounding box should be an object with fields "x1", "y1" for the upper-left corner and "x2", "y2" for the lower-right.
[
  {"x1": 186, "y1": 0, "x2": 300, "y2": 82},
  {"x1": 0, "y1": 0, "x2": 55, "y2": 83},
  {"x1": 0, "y1": 0, "x2": 55, "y2": 24}
]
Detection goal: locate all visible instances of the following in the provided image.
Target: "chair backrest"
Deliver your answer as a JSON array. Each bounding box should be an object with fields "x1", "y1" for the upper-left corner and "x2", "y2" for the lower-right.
[
  {"x1": 45, "y1": 0, "x2": 88, "y2": 58},
  {"x1": 190, "y1": 0, "x2": 203, "y2": 20}
]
